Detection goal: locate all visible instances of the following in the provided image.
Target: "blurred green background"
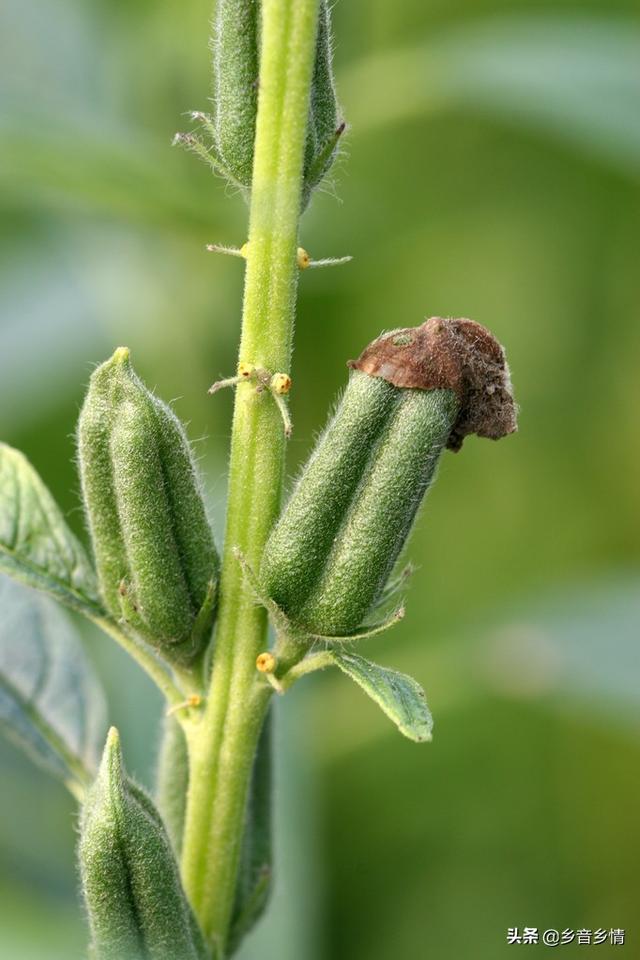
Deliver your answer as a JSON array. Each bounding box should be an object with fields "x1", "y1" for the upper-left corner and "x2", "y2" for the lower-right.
[{"x1": 1, "y1": 0, "x2": 639, "y2": 957}]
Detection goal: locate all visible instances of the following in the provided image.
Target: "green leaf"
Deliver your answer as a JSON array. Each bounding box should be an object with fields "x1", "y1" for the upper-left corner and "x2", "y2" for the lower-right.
[
  {"x1": 0, "y1": 442, "x2": 102, "y2": 617},
  {"x1": 0, "y1": 575, "x2": 107, "y2": 793},
  {"x1": 228, "y1": 711, "x2": 272, "y2": 953},
  {"x1": 330, "y1": 650, "x2": 433, "y2": 743}
]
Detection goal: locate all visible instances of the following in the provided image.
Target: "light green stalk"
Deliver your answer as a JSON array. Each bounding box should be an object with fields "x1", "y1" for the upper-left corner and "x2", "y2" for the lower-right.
[{"x1": 179, "y1": 0, "x2": 321, "y2": 951}]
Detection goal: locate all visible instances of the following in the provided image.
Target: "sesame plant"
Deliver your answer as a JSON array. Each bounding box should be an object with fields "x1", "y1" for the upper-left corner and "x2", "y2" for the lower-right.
[{"x1": 0, "y1": 2, "x2": 517, "y2": 959}]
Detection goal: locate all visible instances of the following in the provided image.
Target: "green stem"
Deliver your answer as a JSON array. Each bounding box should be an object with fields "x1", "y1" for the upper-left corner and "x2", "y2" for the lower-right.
[
  {"x1": 91, "y1": 615, "x2": 185, "y2": 707},
  {"x1": 279, "y1": 649, "x2": 335, "y2": 691},
  {"x1": 179, "y1": 0, "x2": 321, "y2": 952}
]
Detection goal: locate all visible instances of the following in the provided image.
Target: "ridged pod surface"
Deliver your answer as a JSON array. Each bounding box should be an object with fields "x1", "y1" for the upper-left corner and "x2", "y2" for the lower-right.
[
  {"x1": 304, "y1": 0, "x2": 341, "y2": 195},
  {"x1": 77, "y1": 348, "x2": 219, "y2": 665},
  {"x1": 211, "y1": 0, "x2": 342, "y2": 197},
  {"x1": 261, "y1": 318, "x2": 517, "y2": 636},
  {"x1": 79, "y1": 728, "x2": 206, "y2": 960},
  {"x1": 212, "y1": 0, "x2": 260, "y2": 187}
]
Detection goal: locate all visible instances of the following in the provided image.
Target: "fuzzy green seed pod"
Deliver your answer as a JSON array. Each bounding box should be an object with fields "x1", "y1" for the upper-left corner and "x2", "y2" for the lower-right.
[
  {"x1": 304, "y1": 0, "x2": 342, "y2": 194},
  {"x1": 210, "y1": 0, "x2": 342, "y2": 197},
  {"x1": 310, "y1": 1, "x2": 339, "y2": 149},
  {"x1": 77, "y1": 348, "x2": 219, "y2": 665},
  {"x1": 212, "y1": 0, "x2": 259, "y2": 188},
  {"x1": 261, "y1": 318, "x2": 517, "y2": 636},
  {"x1": 79, "y1": 727, "x2": 206, "y2": 960}
]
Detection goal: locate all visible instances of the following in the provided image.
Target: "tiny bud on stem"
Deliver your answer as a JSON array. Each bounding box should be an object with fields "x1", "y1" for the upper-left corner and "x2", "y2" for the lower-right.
[
  {"x1": 256, "y1": 652, "x2": 277, "y2": 674},
  {"x1": 270, "y1": 373, "x2": 292, "y2": 395}
]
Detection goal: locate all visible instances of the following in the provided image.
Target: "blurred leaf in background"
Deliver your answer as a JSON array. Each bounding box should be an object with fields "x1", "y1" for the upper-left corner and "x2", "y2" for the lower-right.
[
  {"x1": 0, "y1": 0, "x2": 638, "y2": 957},
  {"x1": 0, "y1": 576, "x2": 106, "y2": 790}
]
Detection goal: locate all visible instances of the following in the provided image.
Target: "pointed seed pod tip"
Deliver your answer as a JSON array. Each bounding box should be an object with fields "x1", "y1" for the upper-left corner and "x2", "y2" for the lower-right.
[
  {"x1": 80, "y1": 729, "x2": 206, "y2": 960},
  {"x1": 111, "y1": 346, "x2": 130, "y2": 365}
]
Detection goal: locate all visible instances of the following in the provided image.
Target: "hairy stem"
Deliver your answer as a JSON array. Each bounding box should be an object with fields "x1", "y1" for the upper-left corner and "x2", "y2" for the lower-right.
[
  {"x1": 279, "y1": 649, "x2": 335, "y2": 691},
  {"x1": 91, "y1": 615, "x2": 185, "y2": 707},
  {"x1": 179, "y1": 1, "x2": 321, "y2": 951}
]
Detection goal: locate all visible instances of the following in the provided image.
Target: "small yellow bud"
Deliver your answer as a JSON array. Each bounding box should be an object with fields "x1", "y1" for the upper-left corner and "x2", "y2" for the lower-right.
[
  {"x1": 256, "y1": 651, "x2": 277, "y2": 674},
  {"x1": 297, "y1": 247, "x2": 311, "y2": 269},
  {"x1": 270, "y1": 373, "x2": 292, "y2": 395},
  {"x1": 240, "y1": 242, "x2": 250, "y2": 259},
  {"x1": 237, "y1": 361, "x2": 255, "y2": 379}
]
